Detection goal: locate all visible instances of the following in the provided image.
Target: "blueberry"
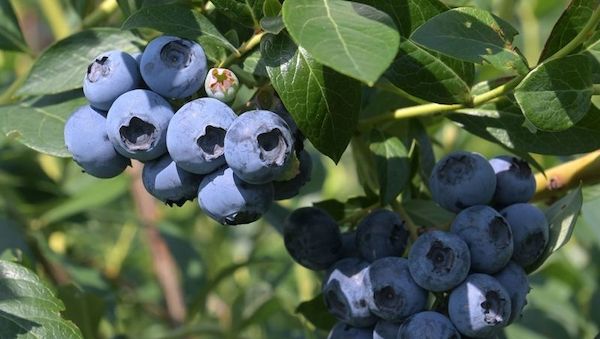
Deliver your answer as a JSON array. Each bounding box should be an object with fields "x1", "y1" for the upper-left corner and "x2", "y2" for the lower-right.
[
  {"x1": 106, "y1": 89, "x2": 174, "y2": 161},
  {"x1": 271, "y1": 96, "x2": 304, "y2": 151},
  {"x1": 356, "y1": 209, "x2": 408, "y2": 262},
  {"x1": 408, "y1": 230, "x2": 470, "y2": 292},
  {"x1": 64, "y1": 105, "x2": 130, "y2": 178},
  {"x1": 224, "y1": 109, "x2": 294, "y2": 184},
  {"x1": 340, "y1": 230, "x2": 359, "y2": 258},
  {"x1": 451, "y1": 206, "x2": 513, "y2": 274},
  {"x1": 364, "y1": 257, "x2": 428, "y2": 321},
  {"x1": 197, "y1": 166, "x2": 273, "y2": 225},
  {"x1": 166, "y1": 98, "x2": 237, "y2": 174},
  {"x1": 142, "y1": 153, "x2": 203, "y2": 206},
  {"x1": 273, "y1": 150, "x2": 312, "y2": 200},
  {"x1": 448, "y1": 273, "x2": 511, "y2": 338},
  {"x1": 490, "y1": 156, "x2": 536, "y2": 207},
  {"x1": 322, "y1": 257, "x2": 376, "y2": 327},
  {"x1": 399, "y1": 311, "x2": 461, "y2": 339},
  {"x1": 83, "y1": 50, "x2": 141, "y2": 111},
  {"x1": 204, "y1": 68, "x2": 240, "y2": 103},
  {"x1": 140, "y1": 36, "x2": 207, "y2": 98},
  {"x1": 373, "y1": 320, "x2": 401, "y2": 339},
  {"x1": 493, "y1": 261, "x2": 530, "y2": 324},
  {"x1": 500, "y1": 203, "x2": 549, "y2": 268},
  {"x1": 328, "y1": 322, "x2": 373, "y2": 339},
  {"x1": 429, "y1": 151, "x2": 496, "y2": 212},
  {"x1": 283, "y1": 207, "x2": 342, "y2": 270}
]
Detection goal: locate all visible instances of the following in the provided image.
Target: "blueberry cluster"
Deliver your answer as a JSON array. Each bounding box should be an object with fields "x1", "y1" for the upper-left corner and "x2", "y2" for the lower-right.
[
  {"x1": 64, "y1": 35, "x2": 311, "y2": 225},
  {"x1": 284, "y1": 152, "x2": 546, "y2": 338}
]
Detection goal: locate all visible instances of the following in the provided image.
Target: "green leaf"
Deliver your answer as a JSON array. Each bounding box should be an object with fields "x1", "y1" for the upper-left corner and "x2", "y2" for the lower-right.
[
  {"x1": 282, "y1": 0, "x2": 400, "y2": 85},
  {"x1": 0, "y1": 0, "x2": 29, "y2": 53},
  {"x1": 57, "y1": 285, "x2": 105, "y2": 339},
  {"x1": 0, "y1": 92, "x2": 87, "y2": 157},
  {"x1": 411, "y1": 7, "x2": 529, "y2": 74},
  {"x1": 263, "y1": 0, "x2": 282, "y2": 16},
  {"x1": 527, "y1": 186, "x2": 583, "y2": 273},
  {"x1": 121, "y1": 4, "x2": 238, "y2": 62},
  {"x1": 583, "y1": 38, "x2": 600, "y2": 83},
  {"x1": 211, "y1": 0, "x2": 265, "y2": 28},
  {"x1": 448, "y1": 105, "x2": 600, "y2": 156},
  {"x1": 312, "y1": 195, "x2": 378, "y2": 223},
  {"x1": 369, "y1": 130, "x2": 410, "y2": 204},
  {"x1": 295, "y1": 293, "x2": 336, "y2": 330},
  {"x1": 539, "y1": 0, "x2": 598, "y2": 62},
  {"x1": 260, "y1": 16, "x2": 285, "y2": 34},
  {"x1": 514, "y1": 54, "x2": 593, "y2": 131},
  {"x1": 18, "y1": 29, "x2": 143, "y2": 96},
  {"x1": 385, "y1": 38, "x2": 472, "y2": 104},
  {"x1": 355, "y1": 0, "x2": 447, "y2": 37},
  {"x1": 403, "y1": 199, "x2": 455, "y2": 230},
  {"x1": 0, "y1": 260, "x2": 83, "y2": 338},
  {"x1": 262, "y1": 33, "x2": 361, "y2": 162},
  {"x1": 242, "y1": 50, "x2": 267, "y2": 77}
]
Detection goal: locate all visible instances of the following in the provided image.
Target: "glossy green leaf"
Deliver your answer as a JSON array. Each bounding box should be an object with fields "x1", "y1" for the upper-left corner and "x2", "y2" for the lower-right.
[
  {"x1": 369, "y1": 130, "x2": 410, "y2": 204},
  {"x1": 355, "y1": 0, "x2": 447, "y2": 37},
  {"x1": 121, "y1": 4, "x2": 237, "y2": 62},
  {"x1": 295, "y1": 294, "x2": 336, "y2": 330},
  {"x1": 0, "y1": 92, "x2": 87, "y2": 157},
  {"x1": 57, "y1": 285, "x2": 105, "y2": 339},
  {"x1": 514, "y1": 54, "x2": 593, "y2": 131},
  {"x1": 18, "y1": 29, "x2": 144, "y2": 96},
  {"x1": 242, "y1": 50, "x2": 267, "y2": 77},
  {"x1": 539, "y1": 0, "x2": 598, "y2": 62},
  {"x1": 584, "y1": 38, "x2": 600, "y2": 83},
  {"x1": 211, "y1": 0, "x2": 265, "y2": 28},
  {"x1": 0, "y1": 0, "x2": 29, "y2": 53},
  {"x1": 411, "y1": 7, "x2": 529, "y2": 74},
  {"x1": 282, "y1": 0, "x2": 400, "y2": 85},
  {"x1": 0, "y1": 260, "x2": 83, "y2": 338},
  {"x1": 527, "y1": 186, "x2": 583, "y2": 273},
  {"x1": 385, "y1": 38, "x2": 472, "y2": 104},
  {"x1": 262, "y1": 33, "x2": 361, "y2": 162},
  {"x1": 260, "y1": 16, "x2": 285, "y2": 34},
  {"x1": 263, "y1": 0, "x2": 282, "y2": 16},
  {"x1": 448, "y1": 105, "x2": 600, "y2": 155}
]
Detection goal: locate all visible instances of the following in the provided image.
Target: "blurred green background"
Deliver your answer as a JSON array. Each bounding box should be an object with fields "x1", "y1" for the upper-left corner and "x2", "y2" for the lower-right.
[{"x1": 1, "y1": 0, "x2": 599, "y2": 338}]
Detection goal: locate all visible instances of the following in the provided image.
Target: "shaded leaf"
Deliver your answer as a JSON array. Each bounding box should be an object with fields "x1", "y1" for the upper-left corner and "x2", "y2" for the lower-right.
[
  {"x1": 527, "y1": 186, "x2": 583, "y2": 273},
  {"x1": 18, "y1": 29, "x2": 144, "y2": 96},
  {"x1": 260, "y1": 16, "x2": 285, "y2": 34},
  {"x1": 295, "y1": 293, "x2": 337, "y2": 330},
  {"x1": 514, "y1": 54, "x2": 592, "y2": 131},
  {"x1": 57, "y1": 285, "x2": 105, "y2": 339},
  {"x1": 263, "y1": 0, "x2": 282, "y2": 16},
  {"x1": 385, "y1": 38, "x2": 472, "y2": 104},
  {"x1": 0, "y1": 92, "x2": 87, "y2": 157},
  {"x1": 282, "y1": 0, "x2": 400, "y2": 85},
  {"x1": 262, "y1": 33, "x2": 360, "y2": 162},
  {"x1": 0, "y1": 0, "x2": 29, "y2": 53},
  {"x1": 411, "y1": 7, "x2": 529, "y2": 74},
  {"x1": 211, "y1": 0, "x2": 265, "y2": 28},
  {"x1": 369, "y1": 129, "x2": 410, "y2": 204},
  {"x1": 0, "y1": 260, "x2": 83, "y2": 338},
  {"x1": 313, "y1": 196, "x2": 378, "y2": 223},
  {"x1": 539, "y1": 0, "x2": 598, "y2": 62},
  {"x1": 121, "y1": 4, "x2": 238, "y2": 62},
  {"x1": 403, "y1": 199, "x2": 455, "y2": 230}
]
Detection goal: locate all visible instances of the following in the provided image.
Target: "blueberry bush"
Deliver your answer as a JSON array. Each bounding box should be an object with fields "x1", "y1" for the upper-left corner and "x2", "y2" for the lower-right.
[{"x1": 0, "y1": 0, "x2": 600, "y2": 338}]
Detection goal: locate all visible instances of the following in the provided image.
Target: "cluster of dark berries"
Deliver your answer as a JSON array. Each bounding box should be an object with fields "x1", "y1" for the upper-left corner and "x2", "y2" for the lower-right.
[
  {"x1": 283, "y1": 151, "x2": 546, "y2": 338},
  {"x1": 64, "y1": 35, "x2": 311, "y2": 225}
]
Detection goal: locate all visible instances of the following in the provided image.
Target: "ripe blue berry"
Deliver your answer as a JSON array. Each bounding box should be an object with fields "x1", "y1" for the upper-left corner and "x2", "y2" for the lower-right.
[
  {"x1": 142, "y1": 153, "x2": 203, "y2": 206},
  {"x1": 224, "y1": 109, "x2": 294, "y2": 184},
  {"x1": 399, "y1": 311, "x2": 461, "y2": 339},
  {"x1": 166, "y1": 98, "x2": 237, "y2": 174},
  {"x1": 64, "y1": 105, "x2": 130, "y2": 178},
  {"x1": 340, "y1": 230, "x2": 359, "y2": 258},
  {"x1": 328, "y1": 322, "x2": 373, "y2": 339},
  {"x1": 83, "y1": 50, "x2": 141, "y2": 111},
  {"x1": 493, "y1": 261, "x2": 530, "y2": 324},
  {"x1": 429, "y1": 151, "x2": 496, "y2": 212},
  {"x1": 356, "y1": 209, "x2": 408, "y2": 262},
  {"x1": 373, "y1": 320, "x2": 401, "y2": 339},
  {"x1": 204, "y1": 68, "x2": 240, "y2": 103},
  {"x1": 140, "y1": 36, "x2": 207, "y2": 98},
  {"x1": 197, "y1": 166, "x2": 273, "y2": 225},
  {"x1": 273, "y1": 150, "x2": 312, "y2": 200},
  {"x1": 106, "y1": 89, "x2": 174, "y2": 161},
  {"x1": 448, "y1": 273, "x2": 512, "y2": 338},
  {"x1": 283, "y1": 207, "x2": 342, "y2": 270},
  {"x1": 500, "y1": 203, "x2": 549, "y2": 268},
  {"x1": 490, "y1": 156, "x2": 536, "y2": 207},
  {"x1": 408, "y1": 230, "x2": 471, "y2": 292},
  {"x1": 451, "y1": 205, "x2": 513, "y2": 274},
  {"x1": 322, "y1": 257, "x2": 376, "y2": 327},
  {"x1": 364, "y1": 257, "x2": 428, "y2": 321}
]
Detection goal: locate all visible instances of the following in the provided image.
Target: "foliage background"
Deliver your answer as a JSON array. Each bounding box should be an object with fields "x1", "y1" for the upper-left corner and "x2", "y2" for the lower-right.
[{"x1": 0, "y1": 0, "x2": 599, "y2": 338}]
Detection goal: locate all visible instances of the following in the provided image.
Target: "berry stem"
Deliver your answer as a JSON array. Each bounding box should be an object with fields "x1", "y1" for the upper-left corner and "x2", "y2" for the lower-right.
[
  {"x1": 219, "y1": 31, "x2": 266, "y2": 68},
  {"x1": 391, "y1": 199, "x2": 419, "y2": 241}
]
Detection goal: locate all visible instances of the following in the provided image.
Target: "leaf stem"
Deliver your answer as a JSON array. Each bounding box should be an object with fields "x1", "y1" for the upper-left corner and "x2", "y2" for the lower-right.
[
  {"x1": 82, "y1": 0, "x2": 119, "y2": 28},
  {"x1": 39, "y1": 0, "x2": 71, "y2": 40},
  {"x1": 218, "y1": 31, "x2": 266, "y2": 68}
]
